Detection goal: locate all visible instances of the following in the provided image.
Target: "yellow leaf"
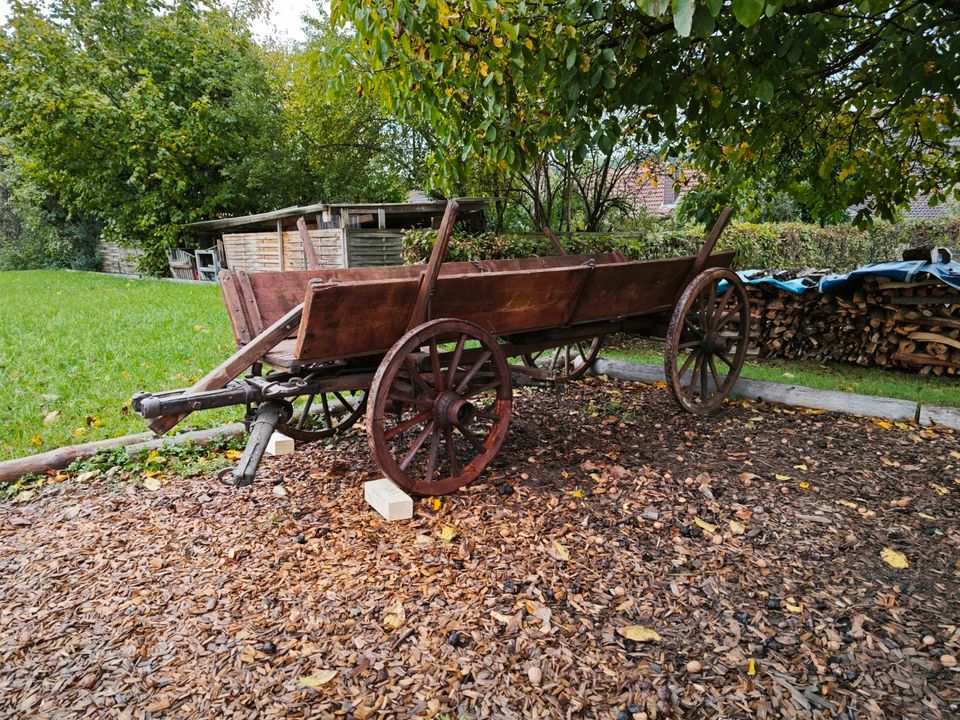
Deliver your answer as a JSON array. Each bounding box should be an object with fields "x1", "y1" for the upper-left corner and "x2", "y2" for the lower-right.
[
  {"x1": 785, "y1": 602, "x2": 803, "y2": 613},
  {"x1": 299, "y1": 669, "x2": 338, "y2": 688},
  {"x1": 73, "y1": 428, "x2": 86, "y2": 438},
  {"x1": 880, "y1": 547, "x2": 908, "y2": 569},
  {"x1": 895, "y1": 422, "x2": 911, "y2": 430},
  {"x1": 729, "y1": 520, "x2": 745, "y2": 535},
  {"x1": 224, "y1": 449, "x2": 243, "y2": 460},
  {"x1": 618, "y1": 625, "x2": 661, "y2": 643},
  {"x1": 793, "y1": 464, "x2": 807, "y2": 471},
  {"x1": 383, "y1": 602, "x2": 406, "y2": 629},
  {"x1": 143, "y1": 477, "x2": 162, "y2": 491},
  {"x1": 748, "y1": 658, "x2": 757, "y2": 676},
  {"x1": 931, "y1": 483, "x2": 949, "y2": 496},
  {"x1": 918, "y1": 512, "x2": 936, "y2": 520},
  {"x1": 571, "y1": 489, "x2": 584, "y2": 498},
  {"x1": 552, "y1": 541, "x2": 570, "y2": 561},
  {"x1": 31, "y1": 434, "x2": 43, "y2": 446},
  {"x1": 875, "y1": 420, "x2": 893, "y2": 430},
  {"x1": 478, "y1": 60, "x2": 488, "y2": 77},
  {"x1": 799, "y1": 482, "x2": 810, "y2": 490},
  {"x1": 837, "y1": 500, "x2": 858, "y2": 509},
  {"x1": 695, "y1": 517, "x2": 718, "y2": 534},
  {"x1": 439, "y1": 525, "x2": 457, "y2": 542},
  {"x1": 430, "y1": 497, "x2": 441, "y2": 511},
  {"x1": 775, "y1": 474, "x2": 791, "y2": 481}
]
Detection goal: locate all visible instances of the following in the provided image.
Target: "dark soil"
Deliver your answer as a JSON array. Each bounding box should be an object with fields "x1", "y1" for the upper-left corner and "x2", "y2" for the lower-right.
[{"x1": 2, "y1": 378, "x2": 959, "y2": 719}]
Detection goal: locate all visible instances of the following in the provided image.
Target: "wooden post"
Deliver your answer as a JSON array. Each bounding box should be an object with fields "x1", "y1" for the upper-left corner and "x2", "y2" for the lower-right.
[
  {"x1": 276, "y1": 219, "x2": 285, "y2": 271},
  {"x1": 406, "y1": 200, "x2": 459, "y2": 331},
  {"x1": 543, "y1": 226, "x2": 567, "y2": 255},
  {"x1": 377, "y1": 208, "x2": 386, "y2": 230},
  {"x1": 686, "y1": 207, "x2": 733, "y2": 281},
  {"x1": 298, "y1": 216, "x2": 322, "y2": 269}
]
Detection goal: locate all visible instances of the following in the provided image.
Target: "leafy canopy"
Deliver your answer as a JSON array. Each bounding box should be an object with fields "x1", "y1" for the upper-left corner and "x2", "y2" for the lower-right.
[
  {"x1": 331, "y1": 0, "x2": 960, "y2": 221},
  {"x1": 0, "y1": 0, "x2": 281, "y2": 271}
]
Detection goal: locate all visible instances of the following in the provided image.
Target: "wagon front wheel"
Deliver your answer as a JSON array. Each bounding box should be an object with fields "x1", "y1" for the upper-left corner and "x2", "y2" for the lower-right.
[
  {"x1": 665, "y1": 268, "x2": 750, "y2": 414},
  {"x1": 367, "y1": 318, "x2": 513, "y2": 495}
]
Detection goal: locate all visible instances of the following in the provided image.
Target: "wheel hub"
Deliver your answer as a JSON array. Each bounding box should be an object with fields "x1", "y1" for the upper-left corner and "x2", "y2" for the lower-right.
[
  {"x1": 434, "y1": 391, "x2": 475, "y2": 427},
  {"x1": 702, "y1": 332, "x2": 726, "y2": 355}
]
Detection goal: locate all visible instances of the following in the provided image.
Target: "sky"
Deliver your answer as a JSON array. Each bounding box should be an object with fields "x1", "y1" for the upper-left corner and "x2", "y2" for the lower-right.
[{"x1": 0, "y1": 1, "x2": 321, "y2": 44}]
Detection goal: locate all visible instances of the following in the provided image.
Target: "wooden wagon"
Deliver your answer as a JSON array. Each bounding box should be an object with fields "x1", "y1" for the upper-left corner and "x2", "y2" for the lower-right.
[{"x1": 134, "y1": 201, "x2": 750, "y2": 495}]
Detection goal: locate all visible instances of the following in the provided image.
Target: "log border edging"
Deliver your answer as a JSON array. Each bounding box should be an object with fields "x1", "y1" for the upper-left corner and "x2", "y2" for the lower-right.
[{"x1": 592, "y1": 357, "x2": 960, "y2": 430}]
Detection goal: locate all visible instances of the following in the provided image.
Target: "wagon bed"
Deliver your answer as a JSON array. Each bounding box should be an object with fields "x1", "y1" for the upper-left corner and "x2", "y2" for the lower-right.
[{"x1": 134, "y1": 201, "x2": 750, "y2": 494}]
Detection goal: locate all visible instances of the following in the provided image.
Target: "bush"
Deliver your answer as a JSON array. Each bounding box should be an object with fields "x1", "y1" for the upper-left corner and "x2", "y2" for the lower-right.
[{"x1": 403, "y1": 218, "x2": 960, "y2": 272}]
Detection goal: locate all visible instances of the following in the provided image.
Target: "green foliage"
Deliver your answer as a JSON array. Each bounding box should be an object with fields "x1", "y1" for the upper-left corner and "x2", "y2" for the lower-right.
[
  {"x1": 332, "y1": 0, "x2": 959, "y2": 222},
  {"x1": 404, "y1": 218, "x2": 960, "y2": 272},
  {"x1": 0, "y1": 1, "x2": 283, "y2": 273}
]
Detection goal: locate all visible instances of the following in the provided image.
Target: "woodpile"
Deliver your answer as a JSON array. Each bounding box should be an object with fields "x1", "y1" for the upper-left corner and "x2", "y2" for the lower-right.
[{"x1": 746, "y1": 278, "x2": 960, "y2": 376}]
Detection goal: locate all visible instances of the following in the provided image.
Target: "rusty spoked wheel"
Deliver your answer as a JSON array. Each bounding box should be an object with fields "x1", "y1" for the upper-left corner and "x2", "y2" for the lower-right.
[
  {"x1": 277, "y1": 389, "x2": 367, "y2": 442},
  {"x1": 522, "y1": 336, "x2": 603, "y2": 380},
  {"x1": 367, "y1": 318, "x2": 513, "y2": 495},
  {"x1": 665, "y1": 268, "x2": 750, "y2": 414}
]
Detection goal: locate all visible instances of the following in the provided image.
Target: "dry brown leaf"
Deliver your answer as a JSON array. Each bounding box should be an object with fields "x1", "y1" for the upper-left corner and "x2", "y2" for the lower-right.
[
  {"x1": 299, "y1": 669, "x2": 338, "y2": 688},
  {"x1": 617, "y1": 625, "x2": 661, "y2": 643}
]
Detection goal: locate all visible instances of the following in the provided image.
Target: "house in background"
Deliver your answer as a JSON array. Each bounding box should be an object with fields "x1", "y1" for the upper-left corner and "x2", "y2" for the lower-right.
[{"x1": 612, "y1": 163, "x2": 700, "y2": 217}]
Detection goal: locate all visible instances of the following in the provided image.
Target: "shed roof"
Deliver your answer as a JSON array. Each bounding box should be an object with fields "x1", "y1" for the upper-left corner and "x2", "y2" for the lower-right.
[{"x1": 184, "y1": 198, "x2": 489, "y2": 232}]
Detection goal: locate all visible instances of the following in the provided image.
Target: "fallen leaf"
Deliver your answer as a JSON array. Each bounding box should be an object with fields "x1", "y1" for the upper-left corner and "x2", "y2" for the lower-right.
[
  {"x1": 273, "y1": 485, "x2": 288, "y2": 498},
  {"x1": 143, "y1": 477, "x2": 162, "y2": 491},
  {"x1": 439, "y1": 525, "x2": 457, "y2": 542},
  {"x1": 748, "y1": 658, "x2": 757, "y2": 676},
  {"x1": 729, "y1": 520, "x2": 746, "y2": 535},
  {"x1": 739, "y1": 472, "x2": 761, "y2": 482},
  {"x1": 31, "y1": 434, "x2": 43, "y2": 446},
  {"x1": 430, "y1": 497, "x2": 441, "y2": 511},
  {"x1": 775, "y1": 474, "x2": 792, "y2": 481},
  {"x1": 551, "y1": 540, "x2": 570, "y2": 561},
  {"x1": 837, "y1": 500, "x2": 858, "y2": 509},
  {"x1": 694, "y1": 517, "x2": 718, "y2": 534},
  {"x1": 793, "y1": 464, "x2": 808, "y2": 471},
  {"x1": 875, "y1": 420, "x2": 893, "y2": 429},
  {"x1": 799, "y1": 482, "x2": 810, "y2": 490},
  {"x1": 785, "y1": 602, "x2": 803, "y2": 613},
  {"x1": 224, "y1": 449, "x2": 243, "y2": 460},
  {"x1": 43, "y1": 411, "x2": 60, "y2": 424},
  {"x1": 299, "y1": 669, "x2": 338, "y2": 688},
  {"x1": 880, "y1": 547, "x2": 908, "y2": 569},
  {"x1": 383, "y1": 602, "x2": 405, "y2": 629},
  {"x1": 618, "y1": 625, "x2": 661, "y2": 643}
]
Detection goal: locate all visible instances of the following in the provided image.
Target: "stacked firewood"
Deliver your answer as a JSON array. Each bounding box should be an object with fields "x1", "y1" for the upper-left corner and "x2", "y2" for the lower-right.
[{"x1": 746, "y1": 278, "x2": 960, "y2": 376}]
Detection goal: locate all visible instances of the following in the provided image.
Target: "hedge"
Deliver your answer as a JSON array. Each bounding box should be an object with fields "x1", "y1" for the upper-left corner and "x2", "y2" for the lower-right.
[{"x1": 403, "y1": 217, "x2": 960, "y2": 272}]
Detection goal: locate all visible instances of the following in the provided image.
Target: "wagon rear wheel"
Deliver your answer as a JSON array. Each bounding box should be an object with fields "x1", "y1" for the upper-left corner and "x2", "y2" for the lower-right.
[
  {"x1": 665, "y1": 268, "x2": 750, "y2": 414},
  {"x1": 522, "y1": 336, "x2": 603, "y2": 380},
  {"x1": 277, "y1": 390, "x2": 367, "y2": 442},
  {"x1": 367, "y1": 318, "x2": 512, "y2": 495}
]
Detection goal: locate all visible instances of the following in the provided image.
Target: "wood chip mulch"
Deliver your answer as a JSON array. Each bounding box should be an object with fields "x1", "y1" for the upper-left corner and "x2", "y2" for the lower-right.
[{"x1": 2, "y1": 377, "x2": 959, "y2": 720}]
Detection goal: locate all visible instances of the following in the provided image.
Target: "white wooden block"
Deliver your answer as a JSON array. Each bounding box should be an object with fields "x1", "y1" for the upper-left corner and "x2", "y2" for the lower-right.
[
  {"x1": 266, "y1": 432, "x2": 295, "y2": 456},
  {"x1": 364, "y1": 479, "x2": 413, "y2": 521}
]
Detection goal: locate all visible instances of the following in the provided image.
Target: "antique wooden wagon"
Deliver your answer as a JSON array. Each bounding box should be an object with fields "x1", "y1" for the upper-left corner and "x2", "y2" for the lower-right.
[{"x1": 134, "y1": 201, "x2": 750, "y2": 495}]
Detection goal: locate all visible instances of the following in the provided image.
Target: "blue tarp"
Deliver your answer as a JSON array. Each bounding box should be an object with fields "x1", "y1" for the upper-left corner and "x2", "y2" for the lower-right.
[{"x1": 729, "y1": 258, "x2": 960, "y2": 296}]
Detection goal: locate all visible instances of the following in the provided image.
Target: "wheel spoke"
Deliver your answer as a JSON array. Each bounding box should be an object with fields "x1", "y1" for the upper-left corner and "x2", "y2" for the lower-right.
[
  {"x1": 399, "y1": 420, "x2": 435, "y2": 471},
  {"x1": 465, "y1": 379, "x2": 501, "y2": 398},
  {"x1": 332, "y1": 391, "x2": 355, "y2": 413},
  {"x1": 403, "y1": 357, "x2": 434, "y2": 397},
  {"x1": 677, "y1": 348, "x2": 699, "y2": 381},
  {"x1": 700, "y1": 356, "x2": 708, "y2": 400},
  {"x1": 716, "y1": 305, "x2": 743, "y2": 330},
  {"x1": 297, "y1": 394, "x2": 316, "y2": 430},
  {"x1": 442, "y1": 426, "x2": 460, "y2": 476},
  {"x1": 454, "y1": 423, "x2": 486, "y2": 453},
  {"x1": 447, "y1": 334, "x2": 467, "y2": 389},
  {"x1": 385, "y1": 410, "x2": 431, "y2": 440},
  {"x1": 429, "y1": 339, "x2": 444, "y2": 389},
  {"x1": 455, "y1": 350, "x2": 492, "y2": 393},
  {"x1": 549, "y1": 346, "x2": 562, "y2": 372},
  {"x1": 423, "y1": 426, "x2": 441, "y2": 483},
  {"x1": 708, "y1": 355, "x2": 723, "y2": 392},
  {"x1": 712, "y1": 285, "x2": 736, "y2": 325},
  {"x1": 474, "y1": 407, "x2": 501, "y2": 421},
  {"x1": 320, "y1": 393, "x2": 332, "y2": 429},
  {"x1": 717, "y1": 351, "x2": 733, "y2": 369}
]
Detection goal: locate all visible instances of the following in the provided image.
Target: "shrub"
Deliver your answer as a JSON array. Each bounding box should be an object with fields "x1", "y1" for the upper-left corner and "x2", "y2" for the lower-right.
[{"x1": 403, "y1": 218, "x2": 960, "y2": 272}]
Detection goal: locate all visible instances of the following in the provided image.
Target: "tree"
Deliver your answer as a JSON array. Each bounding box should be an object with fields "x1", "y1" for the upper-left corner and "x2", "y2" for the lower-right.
[
  {"x1": 0, "y1": 0, "x2": 283, "y2": 272},
  {"x1": 331, "y1": 0, "x2": 960, "y2": 222}
]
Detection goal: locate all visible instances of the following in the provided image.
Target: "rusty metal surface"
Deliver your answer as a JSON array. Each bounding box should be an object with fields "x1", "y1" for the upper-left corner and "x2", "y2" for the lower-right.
[
  {"x1": 664, "y1": 268, "x2": 750, "y2": 414},
  {"x1": 366, "y1": 318, "x2": 512, "y2": 495}
]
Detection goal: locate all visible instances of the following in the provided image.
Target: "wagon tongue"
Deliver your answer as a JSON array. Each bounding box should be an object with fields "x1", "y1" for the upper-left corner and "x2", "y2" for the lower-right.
[{"x1": 216, "y1": 401, "x2": 290, "y2": 488}]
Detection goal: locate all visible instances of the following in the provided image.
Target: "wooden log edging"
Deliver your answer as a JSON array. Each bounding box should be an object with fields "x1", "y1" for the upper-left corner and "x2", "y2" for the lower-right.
[
  {"x1": 0, "y1": 423, "x2": 247, "y2": 485},
  {"x1": 592, "y1": 358, "x2": 960, "y2": 430}
]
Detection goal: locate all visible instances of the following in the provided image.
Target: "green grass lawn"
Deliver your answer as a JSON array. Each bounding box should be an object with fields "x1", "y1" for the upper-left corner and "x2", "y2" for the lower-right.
[
  {"x1": 605, "y1": 338, "x2": 960, "y2": 409},
  {"x1": 1, "y1": 270, "x2": 957, "y2": 463},
  {"x1": 0, "y1": 270, "x2": 238, "y2": 462}
]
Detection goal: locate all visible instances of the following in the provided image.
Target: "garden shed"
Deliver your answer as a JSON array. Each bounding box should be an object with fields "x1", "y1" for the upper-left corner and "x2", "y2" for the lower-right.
[{"x1": 184, "y1": 198, "x2": 489, "y2": 273}]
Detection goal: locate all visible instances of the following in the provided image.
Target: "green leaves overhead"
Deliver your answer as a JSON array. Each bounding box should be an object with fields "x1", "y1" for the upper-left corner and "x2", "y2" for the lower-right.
[{"x1": 333, "y1": 0, "x2": 960, "y2": 222}]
